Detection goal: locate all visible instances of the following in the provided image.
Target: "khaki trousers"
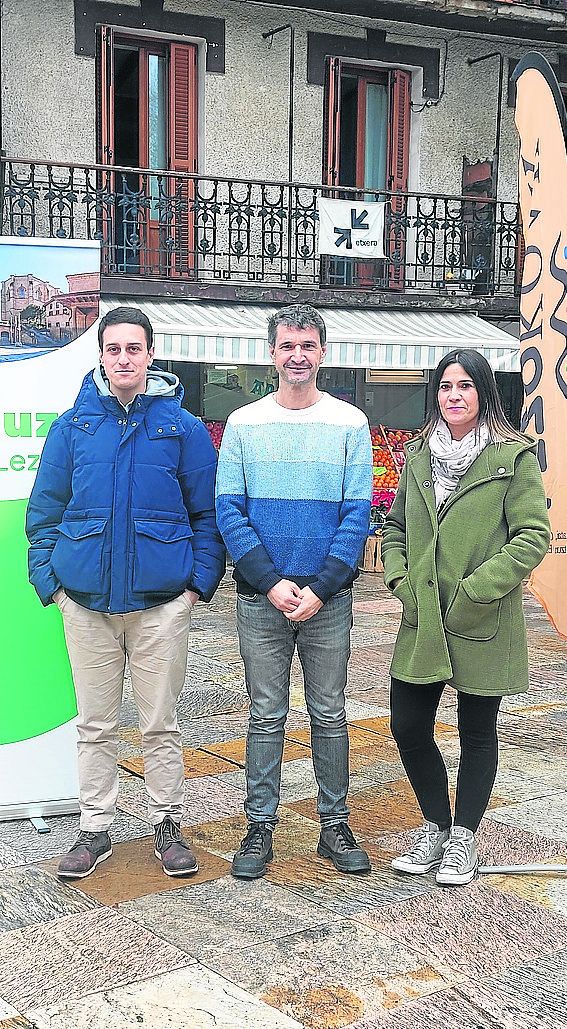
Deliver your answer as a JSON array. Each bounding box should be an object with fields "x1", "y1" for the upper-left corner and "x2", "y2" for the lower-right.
[{"x1": 57, "y1": 592, "x2": 192, "y2": 831}]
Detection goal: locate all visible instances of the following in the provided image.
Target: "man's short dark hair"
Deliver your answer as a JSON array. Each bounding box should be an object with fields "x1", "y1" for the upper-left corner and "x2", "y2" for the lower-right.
[
  {"x1": 267, "y1": 304, "x2": 326, "y2": 350},
  {"x1": 98, "y1": 306, "x2": 154, "y2": 351}
]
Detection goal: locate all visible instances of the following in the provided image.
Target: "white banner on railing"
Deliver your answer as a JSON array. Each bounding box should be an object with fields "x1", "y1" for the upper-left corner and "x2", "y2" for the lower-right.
[{"x1": 317, "y1": 198, "x2": 386, "y2": 258}]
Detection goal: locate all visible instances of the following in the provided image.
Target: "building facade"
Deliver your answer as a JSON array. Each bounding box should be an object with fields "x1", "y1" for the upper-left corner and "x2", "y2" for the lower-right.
[
  {"x1": 1, "y1": 0, "x2": 565, "y2": 431},
  {"x1": 3, "y1": 0, "x2": 565, "y2": 197},
  {"x1": 1, "y1": 275, "x2": 59, "y2": 321},
  {"x1": 43, "y1": 272, "x2": 100, "y2": 340}
]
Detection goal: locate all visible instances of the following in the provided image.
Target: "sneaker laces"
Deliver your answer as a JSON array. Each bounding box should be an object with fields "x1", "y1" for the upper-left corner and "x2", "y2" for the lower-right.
[
  {"x1": 155, "y1": 816, "x2": 187, "y2": 853},
  {"x1": 440, "y1": 837, "x2": 471, "y2": 870},
  {"x1": 328, "y1": 823, "x2": 360, "y2": 852},
  {"x1": 70, "y1": 830, "x2": 104, "y2": 851},
  {"x1": 405, "y1": 824, "x2": 442, "y2": 861},
  {"x1": 239, "y1": 824, "x2": 271, "y2": 855}
]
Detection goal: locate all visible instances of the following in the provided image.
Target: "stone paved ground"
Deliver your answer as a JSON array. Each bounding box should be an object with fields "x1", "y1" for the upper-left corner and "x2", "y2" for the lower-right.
[{"x1": 1, "y1": 576, "x2": 567, "y2": 1028}]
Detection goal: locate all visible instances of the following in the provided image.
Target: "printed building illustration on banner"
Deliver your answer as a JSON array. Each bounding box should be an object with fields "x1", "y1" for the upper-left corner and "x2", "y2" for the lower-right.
[
  {"x1": 0, "y1": 237, "x2": 100, "y2": 819},
  {"x1": 0, "y1": 242, "x2": 100, "y2": 355}
]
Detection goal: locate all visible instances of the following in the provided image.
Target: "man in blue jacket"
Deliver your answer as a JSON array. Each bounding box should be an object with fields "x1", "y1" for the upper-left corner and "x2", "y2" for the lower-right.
[{"x1": 26, "y1": 307, "x2": 224, "y2": 880}]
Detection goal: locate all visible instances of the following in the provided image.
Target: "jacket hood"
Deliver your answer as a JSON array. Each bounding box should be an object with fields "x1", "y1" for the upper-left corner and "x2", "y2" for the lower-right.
[{"x1": 92, "y1": 364, "x2": 180, "y2": 401}]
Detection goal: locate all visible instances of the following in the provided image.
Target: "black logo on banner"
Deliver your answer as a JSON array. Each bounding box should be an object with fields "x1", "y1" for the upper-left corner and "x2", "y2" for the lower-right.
[{"x1": 334, "y1": 209, "x2": 369, "y2": 250}]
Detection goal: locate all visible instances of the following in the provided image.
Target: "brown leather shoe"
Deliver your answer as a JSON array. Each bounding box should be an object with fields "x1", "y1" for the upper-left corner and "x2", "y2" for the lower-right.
[
  {"x1": 154, "y1": 816, "x2": 198, "y2": 877},
  {"x1": 58, "y1": 831, "x2": 112, "y2": 879}
]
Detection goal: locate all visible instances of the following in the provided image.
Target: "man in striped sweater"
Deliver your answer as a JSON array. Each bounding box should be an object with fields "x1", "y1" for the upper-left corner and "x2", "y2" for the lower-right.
[{"x1": 216, "y1": 304, "x2": 373, "y2": 879}]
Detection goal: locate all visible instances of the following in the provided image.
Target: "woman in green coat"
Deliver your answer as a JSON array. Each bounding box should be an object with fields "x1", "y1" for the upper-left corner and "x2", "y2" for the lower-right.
[{"x1": 382, "y1": 349, "x2": 550, "y2": 886}]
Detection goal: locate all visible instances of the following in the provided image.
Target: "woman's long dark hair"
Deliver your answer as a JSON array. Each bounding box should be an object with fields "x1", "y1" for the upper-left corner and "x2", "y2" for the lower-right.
[{"x1": 422, "y1": 349, "x2": 529, "y2": 444}]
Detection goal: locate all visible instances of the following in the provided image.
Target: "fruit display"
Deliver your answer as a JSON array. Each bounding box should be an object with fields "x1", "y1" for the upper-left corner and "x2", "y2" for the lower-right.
[
  {"x1": 204, "y1": 420, "x2": 225, "y2": 451},
  {"x1": 368, "y1": 424, "x2": 419, "y2": 530},
  {"x1": 383, "y1": 427, "x2": 417, "y2": 450},
  {"x1": 369, "y1": 492, "x2": 396, "y2": 534},
  {"x1": 382, "y1": 426, "x2": 418, "y2": 472},
  {"x1": 371, "y1": 444, "x2": 399, "y2": 490}
]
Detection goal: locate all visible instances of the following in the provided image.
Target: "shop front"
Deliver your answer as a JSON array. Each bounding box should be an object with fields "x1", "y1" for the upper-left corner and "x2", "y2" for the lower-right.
[{"x1": 100, "y1": 298, "x2": 521, "y2": 560}]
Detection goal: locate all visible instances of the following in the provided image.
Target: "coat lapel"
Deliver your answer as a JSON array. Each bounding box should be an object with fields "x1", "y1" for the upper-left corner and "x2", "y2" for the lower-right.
[
  {"x1": 437, "y1": 445, "x2": 518, "y2": 520},
  {"x1": 404, "y1": 440, "x2": 524, "y2": 525},
  {"x1": 405, "y1": 444, "x2": 437, "y2": 529}
]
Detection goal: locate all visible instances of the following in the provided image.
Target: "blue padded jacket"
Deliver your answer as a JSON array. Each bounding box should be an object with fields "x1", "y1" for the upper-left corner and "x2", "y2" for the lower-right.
[{"x1": 26, "y1": 371, "x2": 225, "y2": 612}]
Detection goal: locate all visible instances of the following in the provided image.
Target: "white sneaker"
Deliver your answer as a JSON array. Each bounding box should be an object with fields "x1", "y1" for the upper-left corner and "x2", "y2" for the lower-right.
[
  {"x1": 391, "y1": 821, "x2": 450, "y2": 875},
  {"x1": 436, "y1": 825, "x2": 478, "y2": 885}
]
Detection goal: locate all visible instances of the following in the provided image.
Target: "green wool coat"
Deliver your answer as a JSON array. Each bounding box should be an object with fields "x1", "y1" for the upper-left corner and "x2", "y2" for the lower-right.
[{"x1": 381, "y1": 437, "x2": 551, "y2": 696}]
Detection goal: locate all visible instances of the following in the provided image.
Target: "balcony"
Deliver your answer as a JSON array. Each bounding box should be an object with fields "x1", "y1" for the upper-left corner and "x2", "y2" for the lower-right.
[
  {"x1": 511, "y1": 0, "x2": 566, "y2": 7},
  {"x1": 0, "y1": 157, "x2": 521, "y2": 311}
]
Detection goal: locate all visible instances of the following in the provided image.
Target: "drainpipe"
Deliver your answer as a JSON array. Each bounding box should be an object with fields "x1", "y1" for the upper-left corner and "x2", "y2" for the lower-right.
[{"x1": 262, "y1": 23, "x2": 295, "y2": 183}]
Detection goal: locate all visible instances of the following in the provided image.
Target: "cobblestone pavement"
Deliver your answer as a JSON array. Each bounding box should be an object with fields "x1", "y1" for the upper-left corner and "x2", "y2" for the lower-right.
[{"x1": 1, "y1": 576, "x2": 567, "y2": 1028}]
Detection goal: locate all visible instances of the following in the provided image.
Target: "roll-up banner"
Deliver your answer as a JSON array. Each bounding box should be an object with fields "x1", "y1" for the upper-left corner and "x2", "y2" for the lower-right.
[
  {"x1": 0, "y1": 237, "x2": 100, "y2": 820},
  {"x1": 513, "y1": 54, "x2": 567, "y2": 640}
]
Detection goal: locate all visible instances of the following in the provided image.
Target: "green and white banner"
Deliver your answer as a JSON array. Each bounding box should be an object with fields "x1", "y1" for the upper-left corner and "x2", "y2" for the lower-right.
[{"x1": 0, "y1": 237, "x2": 100, "y2": 820}]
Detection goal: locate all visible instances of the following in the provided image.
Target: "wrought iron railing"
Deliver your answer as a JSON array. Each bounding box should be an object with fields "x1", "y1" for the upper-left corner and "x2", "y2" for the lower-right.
[
  {"x1": 503, "y1": 0, "x2": 566, "y2": 8},
  {"x1": 0, "y1": 157, "x2": 522, "y2": 297},
  {"x1": 525, "y1": 0, "x2": 566, "y2": 8}
]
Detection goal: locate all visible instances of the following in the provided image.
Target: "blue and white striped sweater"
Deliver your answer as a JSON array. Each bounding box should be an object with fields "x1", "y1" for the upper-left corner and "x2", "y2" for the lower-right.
[{"x1": 215, "y1": 393, "x2": 372, "y2": 602}]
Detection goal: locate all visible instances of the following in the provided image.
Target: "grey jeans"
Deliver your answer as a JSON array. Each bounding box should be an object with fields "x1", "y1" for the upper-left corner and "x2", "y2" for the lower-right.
[{"x1": 236, "y1": 589, "x2": 353, "y2": 826}]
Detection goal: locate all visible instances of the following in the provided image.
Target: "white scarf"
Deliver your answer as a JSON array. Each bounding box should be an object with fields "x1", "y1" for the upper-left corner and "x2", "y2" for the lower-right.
[{"x1": 429, "y1": 420, "x2": 491, "y2": 509}]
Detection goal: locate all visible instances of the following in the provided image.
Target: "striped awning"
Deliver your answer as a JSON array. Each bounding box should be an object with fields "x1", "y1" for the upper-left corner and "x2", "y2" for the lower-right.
[{"x1": 100, "y1": 298, "x2": 520, "y2": 371}]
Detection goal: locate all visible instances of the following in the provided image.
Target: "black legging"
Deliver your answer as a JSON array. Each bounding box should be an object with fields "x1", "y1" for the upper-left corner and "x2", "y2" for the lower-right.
[{"x1": 390, "y1": 677, "x2": 502, "y2": 833}]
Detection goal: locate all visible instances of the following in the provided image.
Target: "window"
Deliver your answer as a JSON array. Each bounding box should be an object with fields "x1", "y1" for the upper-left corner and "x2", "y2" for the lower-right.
[
  {"x1": 461, "y1": 158, "x2": 496, "y2": 295},
  {"x1": 98, "y1": 28, "x2": 198, "y2": 276},
  {"x1": 328, "y1": 68, "x2": 391, "y2": 194},
  {"x1": 323, "y1": 60, "x2": 411, "y2": 290}
]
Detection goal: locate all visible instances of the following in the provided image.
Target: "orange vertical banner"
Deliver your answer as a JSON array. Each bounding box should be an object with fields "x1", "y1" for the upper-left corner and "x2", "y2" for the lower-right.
[{"x1": 514, "y1": 54, "x2": 567, "y2": 638}]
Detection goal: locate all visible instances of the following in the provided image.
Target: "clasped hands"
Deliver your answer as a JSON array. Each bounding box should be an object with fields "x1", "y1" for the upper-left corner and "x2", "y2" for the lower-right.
[{"x1": 267, "y1": 579, "x2": 323, "y2": 621}]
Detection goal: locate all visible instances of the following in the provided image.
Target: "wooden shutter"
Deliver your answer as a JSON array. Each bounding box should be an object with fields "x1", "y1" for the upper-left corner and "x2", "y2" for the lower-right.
[
  {"x1": 323, "y1": 56, "x2": 342, "y2": 187},
  {"x1": 388, "y1": 69, "x2": 411, "y2": 194},
  {"x1": 169, "y1": 43, "x2": 198, "y2": 275},
  {"x1": 98, "y1": 26, "x2": 115, "y2": 164},
  {"x1": 96, "y1": 26, "x2": 115, "y2": 272},
  {"x1": 387, "y1": 69, "x2": 411, "y2": 290}
]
